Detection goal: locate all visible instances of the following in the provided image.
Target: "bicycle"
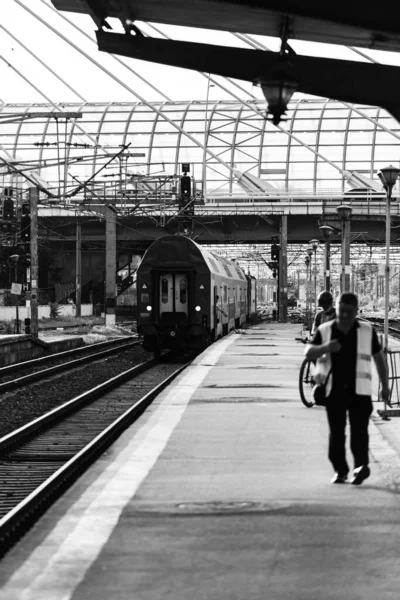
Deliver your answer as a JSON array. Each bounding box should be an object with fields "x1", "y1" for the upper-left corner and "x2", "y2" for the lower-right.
[{"x1": 299, "y1": 357, "x2": 317, "y2": 407}]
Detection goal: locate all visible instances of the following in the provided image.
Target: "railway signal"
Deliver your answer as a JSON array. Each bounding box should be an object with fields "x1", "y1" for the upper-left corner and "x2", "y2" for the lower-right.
[
  {"x1": 21, "y1": 203, "x2": 31, "y2": 242},
  {"x1": 3, "y1": 198, "x2": 15, "y2": 221},
  {"x1": 271, "y1": 243, "x2": 280, "y2": 261},
  {"x1": 268, "y1": 260, "x2": 279, "y2": 278},
  {"x1": 179, "y1": 174, "x2": 194, "y2": 215}
]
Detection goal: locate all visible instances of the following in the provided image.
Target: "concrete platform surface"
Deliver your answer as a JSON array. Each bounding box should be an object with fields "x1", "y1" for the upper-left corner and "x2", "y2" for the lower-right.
[{"x1": 1, "y1": 324, "x2": 400, "y2": 600}]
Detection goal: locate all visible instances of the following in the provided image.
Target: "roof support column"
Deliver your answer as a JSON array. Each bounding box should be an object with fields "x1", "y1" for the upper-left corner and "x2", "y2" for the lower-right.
[
  {"x1": 341, "y1": 218, "x2": 351, "y2": 293},
  {"x1": 29, "y1": 187, "x2": 39, "y2": 338},
  {"x1": 75, "y1": 220, "x2": 81, "y2": 318},
  {"x1": 279, "y1": 215, "x2": 288, "y2": 323},
  {"x1": 105, "y1": 206, "x2": 117, "y2": 326}
]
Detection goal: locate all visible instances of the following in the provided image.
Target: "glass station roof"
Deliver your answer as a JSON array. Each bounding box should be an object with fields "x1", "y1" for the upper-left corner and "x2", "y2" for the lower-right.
[{"x1": 1, "y1": 97, "x2": 399, "y2": 199}]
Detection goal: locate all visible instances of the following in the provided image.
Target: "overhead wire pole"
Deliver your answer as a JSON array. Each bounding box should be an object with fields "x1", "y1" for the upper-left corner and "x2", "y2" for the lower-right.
[
  {"x1": 75, "y1": 219, "x2": 81, "y2": 317},
  {"x1": 29, "y1": 187, "x2": 39, "y2": 337}
]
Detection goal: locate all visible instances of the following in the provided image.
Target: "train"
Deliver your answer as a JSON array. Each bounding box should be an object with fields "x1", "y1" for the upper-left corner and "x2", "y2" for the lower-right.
[{"x1": 136, "y1": 235, "x2": 256, "y2": 356}]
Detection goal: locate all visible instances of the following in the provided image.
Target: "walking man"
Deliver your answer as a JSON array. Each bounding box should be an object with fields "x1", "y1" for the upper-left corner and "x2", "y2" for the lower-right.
[{"x1": 305, "y1": 292, "x2": 390, "y2": 485}]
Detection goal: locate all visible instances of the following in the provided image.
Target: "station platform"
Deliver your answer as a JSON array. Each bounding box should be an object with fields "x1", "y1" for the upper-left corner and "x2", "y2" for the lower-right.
[{"x1": 1, "y1": 324, "x2": 400, "y2": 599}]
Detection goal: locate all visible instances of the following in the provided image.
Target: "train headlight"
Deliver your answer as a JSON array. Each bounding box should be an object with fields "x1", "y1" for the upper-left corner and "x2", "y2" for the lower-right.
[
  {"x1": 146, "y1": 305, "x2": 152, "y2": 311},
  {"x1": 195, "y1": 305, "x2": 201, "y2": 312}
]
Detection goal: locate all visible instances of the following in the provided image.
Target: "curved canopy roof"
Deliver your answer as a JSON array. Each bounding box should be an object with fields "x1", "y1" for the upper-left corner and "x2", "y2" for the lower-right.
[{"x1": 0, "y1": 98, "x2": 398, "y2": 198}]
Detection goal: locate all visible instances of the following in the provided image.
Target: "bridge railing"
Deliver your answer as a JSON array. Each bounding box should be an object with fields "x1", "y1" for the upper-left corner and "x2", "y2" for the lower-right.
[{"x1": 37, "y1": 191, "x2": 400, "y2": 217}]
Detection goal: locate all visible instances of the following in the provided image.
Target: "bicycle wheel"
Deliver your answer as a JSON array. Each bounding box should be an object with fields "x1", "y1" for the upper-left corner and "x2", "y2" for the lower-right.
[{"x1": 299, "y1": 358, "x2": 316, "y2": 408}]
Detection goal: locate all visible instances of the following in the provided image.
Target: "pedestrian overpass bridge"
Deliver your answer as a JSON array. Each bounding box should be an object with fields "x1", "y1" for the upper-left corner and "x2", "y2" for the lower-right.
[{"x1": 39, "y1": 193, "x2": 400, "y2": 247}]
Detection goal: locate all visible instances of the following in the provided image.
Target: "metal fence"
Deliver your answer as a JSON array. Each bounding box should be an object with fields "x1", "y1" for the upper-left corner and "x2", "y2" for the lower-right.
[{"x1": 384, "y1": 350, "x2": 400, "y2": 407}]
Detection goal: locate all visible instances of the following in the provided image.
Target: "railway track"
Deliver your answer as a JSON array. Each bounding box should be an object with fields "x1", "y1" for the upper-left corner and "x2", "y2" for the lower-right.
[
  {"x1": 0, "y1": 352, "x2": 193, "y2": 556},
  {"x1": 362, "y1": 316, "x2": 400, "y2": 340},
  {"x1": 0, "y1": 337, "x2": 139, "y2": 393}
]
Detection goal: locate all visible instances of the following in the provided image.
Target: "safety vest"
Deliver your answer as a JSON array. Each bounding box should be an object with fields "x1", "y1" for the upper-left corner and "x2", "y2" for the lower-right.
[{"x1": 316, "y1": 320, "x2": 373, "y2": 396}]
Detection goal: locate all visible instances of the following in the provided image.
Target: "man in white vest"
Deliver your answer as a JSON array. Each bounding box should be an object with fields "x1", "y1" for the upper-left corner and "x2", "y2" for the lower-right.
[{"x1": 305, "y1": 292, "x2": 389, "y2": 485}]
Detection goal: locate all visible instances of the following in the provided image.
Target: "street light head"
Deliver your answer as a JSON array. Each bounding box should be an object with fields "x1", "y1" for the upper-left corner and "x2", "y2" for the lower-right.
[
  {"x1": 377, "y1": 165, "x2": 400, "y2": 191},
  {"x1": 307, "y1": 247, "x2": 313, "y2": 257},
  {"x1": 336, "y1": 204, "x2": 352, "y2": 220},
  {"x1": 309, "y1": 238, "x2": 319, "y2": 251},
  {"x1": 305, "y1": 256, "x2": 310, "y2": 266},
  {"x1": 258, "y1": 77, "x2": 298, "y2": 126},
  {"x1": 319, "y1": 225, "x2": 335, "y2": 240},
  {"x1": 9, "y1": 254, "x2": 19, "y2": 263}
]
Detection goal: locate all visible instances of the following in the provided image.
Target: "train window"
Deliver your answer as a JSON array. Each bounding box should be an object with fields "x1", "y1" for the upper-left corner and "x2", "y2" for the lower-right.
[
  {"x1": 141, "y1": 293, "x2": 149, "y2": 303},
  {"x1": 180, "y1": 280, "x2": 187, "y2": 304},
  {"x1": 161, "y1": 278, "x2": 168, "y2": 304},
  {"x1": 222, "y1": 263, "x2": 233, "y2": 277},
  {"x1": 224, "y1": 285, "x2": 227, "y2": 303},
  {"x1": 209, "y1": 258, "x2": 220, "y2": 273},
  {"x1": 235, "y1": 266, "x2": 245, "y2": 280}
]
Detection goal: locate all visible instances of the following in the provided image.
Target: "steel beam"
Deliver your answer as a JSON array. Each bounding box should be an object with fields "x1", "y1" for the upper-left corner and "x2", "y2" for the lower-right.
[
  {"x1": 29, "y1": 187, "x2": 39, "y2": 337},
  {"x1": 279, "y1": 215, "x2": 288, "y2": 323},
  {"x1": 75, "y1": 220, "x2": 81, "y2": 317},
  {"x1": 105, "y1": 206, "x2": 117, "y2": 326},
  {"x1": 341, "y1": 219, "x2": 351, "y2": 292}
]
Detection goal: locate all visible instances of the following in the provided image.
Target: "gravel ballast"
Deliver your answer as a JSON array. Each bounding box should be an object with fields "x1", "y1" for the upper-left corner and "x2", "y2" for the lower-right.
[{"x1": 0, "y1": 345, "x2": 152, "y2": 439}]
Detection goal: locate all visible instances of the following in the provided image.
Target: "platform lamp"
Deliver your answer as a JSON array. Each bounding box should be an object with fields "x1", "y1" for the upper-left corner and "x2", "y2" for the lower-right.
[
  {"x1": 377, "y1": 165, "x2": 400, "y2": 353},
  {"x1": 309, "y1": 239, "x2": 319, "y2": 314},
  {"x1": 319, "y1": 225, "x2": 334, "y2": 292},
  {"x1": 257, "y1": 57, "x2": 298, "y2": 126},
  {"x1": 10, "y1": 254, "x2": 20, "y2": 334},
  {"x1": 336, "y1": 204, "x2": 352, "y2": 293},
  {"x1": 306, "y1": 248, "x2": 313, "y2": 314},
  {"x1": 305, "y1": 253, "x2": 311, "y2": 327}
]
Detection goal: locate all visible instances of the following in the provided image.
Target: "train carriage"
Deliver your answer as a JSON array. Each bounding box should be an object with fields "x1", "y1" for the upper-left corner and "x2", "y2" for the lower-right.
[{"x1": 136, "y1": 235, "x2": 255, "y2": 355}]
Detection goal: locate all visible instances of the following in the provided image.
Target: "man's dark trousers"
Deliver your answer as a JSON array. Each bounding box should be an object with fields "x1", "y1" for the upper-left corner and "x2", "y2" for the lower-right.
[{"x1": 325, "y1": 392, "x2": 373, "y2": 475}]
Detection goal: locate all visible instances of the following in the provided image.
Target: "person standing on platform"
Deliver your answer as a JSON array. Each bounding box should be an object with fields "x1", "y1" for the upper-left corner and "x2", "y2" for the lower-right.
[
  {"x1": 311, "y1": 291, "x2": 336, "y2": 335},
  {"x1": 305, "y1": 292, "x2": 390, "y2": 485}
]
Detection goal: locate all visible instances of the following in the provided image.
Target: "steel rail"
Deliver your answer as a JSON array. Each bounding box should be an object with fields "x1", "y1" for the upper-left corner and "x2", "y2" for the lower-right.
[
  {"x1": 0, "y1": 339, "x2": 140, "y2": 393},
  {"x1": 0, "y1": 336, "x2": 137, "y2": 377},
  {"x1": 0, "y1": 356, "x2": 190, "y2": 554}
]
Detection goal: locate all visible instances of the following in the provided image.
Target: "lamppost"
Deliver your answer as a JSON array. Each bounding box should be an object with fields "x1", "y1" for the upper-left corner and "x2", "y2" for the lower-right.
[
  {"x1": 336, "y1": 204, "x2": 352, "y2": 292},
  {"x1": 377, "y1": 165, "x2": 400, "y2": 352},
  {"x1": 319, "y1": 225, "x2": 334, "y2": 292},
  {"x1": 305, "y1": 254, "x2": 311, "y2": 328},
  {"x1": 309, "y1": 239, "x2": 319, "y2": 313},
  {"x1": 10, "y1": 254, "x2": 20, "y2": 334},
  {"x1": 202, "y1": 75, "x2": 214, "y2": 202}
]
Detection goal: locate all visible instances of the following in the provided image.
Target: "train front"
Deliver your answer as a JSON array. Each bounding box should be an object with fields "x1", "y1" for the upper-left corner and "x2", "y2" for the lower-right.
[{"x1": 136, "y1": 236, "x2": 211, "y2": 355}]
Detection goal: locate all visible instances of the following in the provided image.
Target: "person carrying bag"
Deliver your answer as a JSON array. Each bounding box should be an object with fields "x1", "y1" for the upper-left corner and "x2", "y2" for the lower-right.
[{"x1": 305, "y1": 292, "x2": 389, "y2": 485}]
